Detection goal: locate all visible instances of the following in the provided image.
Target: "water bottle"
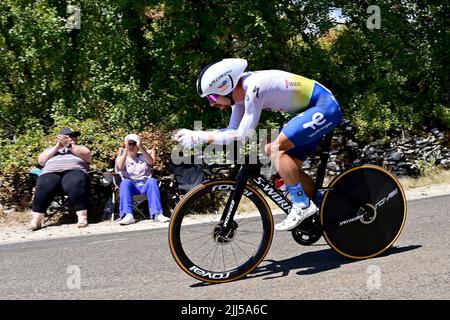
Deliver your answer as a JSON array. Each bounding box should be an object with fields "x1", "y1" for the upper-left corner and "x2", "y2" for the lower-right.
[{"x1": 275, "y1": 178, "x2": 291, "y2": 200}]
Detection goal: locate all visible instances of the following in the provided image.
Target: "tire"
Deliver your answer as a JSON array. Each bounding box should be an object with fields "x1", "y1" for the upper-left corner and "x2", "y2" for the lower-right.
[
  {"x1": 320, "y1": 165, "x2": 407, "y2": 259},
  {"x1": 169, "y1": 179, "x2": 274, "y2": 283}
]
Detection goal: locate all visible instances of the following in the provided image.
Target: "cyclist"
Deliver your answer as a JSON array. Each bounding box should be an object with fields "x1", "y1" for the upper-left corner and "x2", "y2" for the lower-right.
[{"x1": 175, "y1": 58, "x2": 342, "y2": 231}]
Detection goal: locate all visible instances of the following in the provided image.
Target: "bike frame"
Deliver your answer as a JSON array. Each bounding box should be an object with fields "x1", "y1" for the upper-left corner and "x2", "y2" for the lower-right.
[
  {"x1": 217, "y1": 129, "x2": 370, "y2": 232},
  {"x1": 218, "y1": 131, "x2": 332, "y2": 228}
]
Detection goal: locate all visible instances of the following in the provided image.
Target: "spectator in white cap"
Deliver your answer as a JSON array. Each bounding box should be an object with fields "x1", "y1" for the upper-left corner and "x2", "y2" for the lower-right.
[{"x1": 115, "y1": 133, "x2": 169, "y2": 224}]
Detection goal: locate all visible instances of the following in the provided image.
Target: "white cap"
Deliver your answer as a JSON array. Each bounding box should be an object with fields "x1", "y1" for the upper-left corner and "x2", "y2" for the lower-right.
[{"x1": 124, "y1": 134, "x2": 140, "y2": 144}]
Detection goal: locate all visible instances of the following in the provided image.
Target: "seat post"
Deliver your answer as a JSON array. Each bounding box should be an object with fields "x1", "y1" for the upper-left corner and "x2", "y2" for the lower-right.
[{"x1": 314, "y1": 130, "x2": 334, "y2": 195}]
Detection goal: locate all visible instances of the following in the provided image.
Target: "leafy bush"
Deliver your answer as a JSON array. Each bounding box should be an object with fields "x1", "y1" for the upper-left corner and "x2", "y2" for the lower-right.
[
  {"x1": 433, "y1": 104, "x2": 450, "y2": 128},
  {"x1": 350, "y1": 94, "x2": 399, "y2": 140}
]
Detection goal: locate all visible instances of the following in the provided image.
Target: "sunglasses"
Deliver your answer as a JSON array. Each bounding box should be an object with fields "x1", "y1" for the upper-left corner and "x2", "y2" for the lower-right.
[
  {"x1": 128, "y1": 141, "x2": 137, "y2": 146},
  {"x1": 206, "y1": 94, "x2": 218, "y2": 104}
]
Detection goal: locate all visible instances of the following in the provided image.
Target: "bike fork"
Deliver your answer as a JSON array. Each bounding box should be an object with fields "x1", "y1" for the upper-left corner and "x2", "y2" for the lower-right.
[{"x1": 220, "y1": 166, "x2": 249, "y2": 229}]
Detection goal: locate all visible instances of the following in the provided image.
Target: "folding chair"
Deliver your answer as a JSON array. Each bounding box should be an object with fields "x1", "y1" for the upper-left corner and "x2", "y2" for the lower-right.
[
  {"x1": 168, "y1": 160, "x2": 205, "y2": 193},
  {"x1": 109, "y1": 174, "x2": 149, "y2": 221},
  {"x1": 145, "y1": 160, "x2": 206, "y2": 217}
]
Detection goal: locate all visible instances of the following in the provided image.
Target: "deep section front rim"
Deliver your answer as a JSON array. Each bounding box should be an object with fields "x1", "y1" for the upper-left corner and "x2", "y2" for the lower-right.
[{"x1": 168, "y1": 180, "x2": 274, "y2": 283}]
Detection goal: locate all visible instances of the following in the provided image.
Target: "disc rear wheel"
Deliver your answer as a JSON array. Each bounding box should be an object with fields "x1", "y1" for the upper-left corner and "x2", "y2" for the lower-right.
[{"x1": 320, "y1": 165, "x2": 407, "y2": 259}]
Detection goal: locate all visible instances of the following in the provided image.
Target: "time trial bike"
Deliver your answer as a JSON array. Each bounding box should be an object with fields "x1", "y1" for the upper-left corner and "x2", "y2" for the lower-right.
[{"x1": 168, "y1": 124, "x2": 407, "y2": 283}]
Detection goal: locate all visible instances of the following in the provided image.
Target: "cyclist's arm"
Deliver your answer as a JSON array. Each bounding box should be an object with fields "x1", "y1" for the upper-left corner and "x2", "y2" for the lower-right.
[
  {"x1": 225, "y1": 105, "x2": 245, "y2": 130},
  {"x1": 176, "y1": 85, "x2": 263, "y2": 147},
  {"x1": 213, "y1": 105, "x2": 244, "y2": 134},
  {"x1": 203, "y1": 93, "x2": 263, "y2": 144}
]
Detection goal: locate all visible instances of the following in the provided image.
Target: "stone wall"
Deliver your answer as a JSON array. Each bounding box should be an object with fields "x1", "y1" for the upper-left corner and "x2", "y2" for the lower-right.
[{"x1": 302, "y1": 123, "x2": 449, "y2": 180}]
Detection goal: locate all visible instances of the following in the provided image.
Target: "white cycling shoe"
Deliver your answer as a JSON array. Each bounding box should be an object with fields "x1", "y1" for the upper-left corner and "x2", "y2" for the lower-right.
[{"x1": 275, "y1": 201, "x2": 318, "y2": 231}]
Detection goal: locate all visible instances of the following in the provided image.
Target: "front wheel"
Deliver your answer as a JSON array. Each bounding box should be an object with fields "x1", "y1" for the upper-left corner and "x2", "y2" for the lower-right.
[
  {"x1": 320, "y1": 165, "x2": 407, "y2": 259},
  {"x1": 169, "y1": 180, "x2": 274, "y2": 283}
]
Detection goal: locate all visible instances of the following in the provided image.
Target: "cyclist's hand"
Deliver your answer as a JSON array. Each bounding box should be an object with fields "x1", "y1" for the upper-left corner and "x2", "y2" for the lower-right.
[{"x1": 174, "y1": 129, "x2": 203, "y2": 149}]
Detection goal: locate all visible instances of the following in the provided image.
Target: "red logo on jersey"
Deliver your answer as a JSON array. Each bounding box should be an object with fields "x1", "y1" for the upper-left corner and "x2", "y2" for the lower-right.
[{"x1": 285, "y1": 79, "x2": 302, "y2": 88}]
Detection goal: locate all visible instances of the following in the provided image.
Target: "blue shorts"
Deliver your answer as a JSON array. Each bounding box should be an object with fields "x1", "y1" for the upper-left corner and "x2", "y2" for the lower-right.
[{"x1": 281, "y1": 82, "x2": 343, "y2": 161}]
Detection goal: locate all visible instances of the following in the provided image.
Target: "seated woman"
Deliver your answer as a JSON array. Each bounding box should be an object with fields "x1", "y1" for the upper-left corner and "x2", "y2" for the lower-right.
[
  {"x1": 115, "y1": 133, "x2": 169, "y2": 225},
  {"x1": 29, "y1": 128, "x2": 92, "y2": 231}
]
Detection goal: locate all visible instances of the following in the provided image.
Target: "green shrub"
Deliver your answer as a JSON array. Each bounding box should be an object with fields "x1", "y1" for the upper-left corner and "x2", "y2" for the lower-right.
[
  {"x1": 350, "y1": 94, "x2": 399, "y2": 141},
  {"x1": 433, "y1": 104, "x2": 450, "y2": 128}
]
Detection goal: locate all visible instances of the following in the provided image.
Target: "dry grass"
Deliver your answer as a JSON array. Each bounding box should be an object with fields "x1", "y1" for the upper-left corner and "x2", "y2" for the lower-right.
[
  {"x1": 399, "y1": 168, "x2": 450, "y2": 190},
  {"x1": 0, "y1": 208, "x2": 31, "y2": 225}
]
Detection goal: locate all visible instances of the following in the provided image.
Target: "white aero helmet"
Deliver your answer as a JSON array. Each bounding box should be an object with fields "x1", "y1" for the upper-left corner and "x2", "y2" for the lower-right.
[{"x1": 196, "y1": 58, "x2": 248, "y2": 97}]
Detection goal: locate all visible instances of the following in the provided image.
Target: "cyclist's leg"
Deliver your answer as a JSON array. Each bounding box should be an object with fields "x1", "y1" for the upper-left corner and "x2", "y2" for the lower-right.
[
  {"x1": 266, "y1": 134, "x2": 315, "y2": 197},
  {"x1": 271, "y1": 84, "x2": 342, "y2": 230},
  {"x1": 267, "y1": 127, "x2": 329, "y2": 202},
  {"x1": 268, "y1": 133, "x2": 319, "y2": 231},
  {"x1": 266, "y1": 133, "x2": 297, "y2": 183},
  {"x1": 293, "y1": 158, "x2": 315, "y2": 198}
]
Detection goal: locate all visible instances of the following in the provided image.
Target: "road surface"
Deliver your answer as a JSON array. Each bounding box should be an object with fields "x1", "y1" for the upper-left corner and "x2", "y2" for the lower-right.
[{"x1": 0, "y1": 195, "x2": 449, "y2": 300}]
